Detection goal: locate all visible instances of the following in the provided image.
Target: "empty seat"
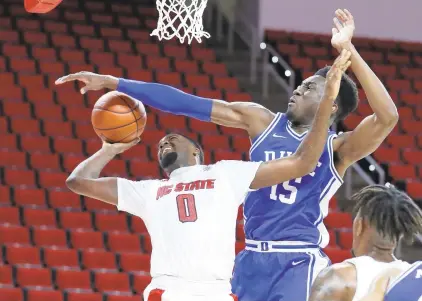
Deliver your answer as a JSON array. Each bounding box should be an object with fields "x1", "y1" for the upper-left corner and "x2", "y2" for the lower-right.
[
  {"x1": 324, "y1": 212, "x2": 353, "y2": 229},
  {"x1": 158, "y1": 114, "x2": 187, "y2": 130},
  {"x1": 95, "y1": 213, "x2": 128, "y2": 232},
  {"x1": 136, "y1": 43, "x2": 160, "y2": 55},
  {"x1": 32, "y1": 47, "x2": 57, "y2": 61},
  {"x1": 226, "y1": 92, "x2": 252, "y2": 102},
  {"x1": 39, "y1": 62, "x2": 65, "y2": 75},
  {"x1": 235, "y1": 241, "x2": 245, "y2": 254},
  {"x1": 201, "y1": 135, "x2": 230, "y2": 150},
  {"x1": 84, "y1": 197, "x2": 116, "y2": 211},
  {"x1": 48, "y1": 190, "x2": 82, "y2": 210},
  {"x1": 189, "y1": 119, "x2": 219, "y2": 133},
  {"x1": 75, "y1": 123, "x2": 97, "y2": 139},
  {"x1": 85, "y1": 139, "x2": 103, "y2": 156},
  {"x1": 54, "y1": 138, "x2": 83, "y2": 154},
  {"x1": 214, "y1": 150, "x2": 243, "y2": 161},
  {"x1": 130, "y1": 217, "x2": 147, "y2": 234},
  {"x1": 142, "y1": 235, "x2": 152, "y2": 253},
  {"x1": 372, "y1": 147, "x2": 400, "y2": 163},
  {"x1": 119, "y1": 144, "x2": 148, "y2": 160},
  {"x1": 60, "y1": 49, "x2": 86, "y2": 64},
  {"x1": 43, "y1": 120, "x2": 73, "y2": 137},
  {"x1": 129, "y1": 161, "x2": 161, "y2": 178},
  {"x1": 81, "y1": 250, "x2": 117, "y2": 270},
  {"x1": 4, "y1": 169, "x2": 36, "y2": 186},
  {"x1": 21, "y1": 135, "x2": 51, "y2": 153},
  {"x1": 11, "y1": 118, "x2": 40, "y2": 135},
  {"x1": 236, "y1": 224, "x2": 245, "y2": 241},
  {"x1": 14, "y1": 188, "x2": 46, "y2": 207},
  {"x1": 0, "y1": 265, "x2": 13, "y2": 286},
  {"x1": 119, "y1": 253, "x2": 150, "y2": 273},
  {"x1": 0, "y1": 207, "x2": 21, "y2": 225},
  {"x1": 5, "y1": 245, "x2": 41, "y2": 265},
  {"x1": 70, "y1": 229, "x2": 105, "y2": 250},
  {"x1": 191, "y1": 48, "x2": 215, "y2": 61},
  {"x1": 163, "y1": 45, "x2": 187, "y2": 59},
  {"x1": 213, "y1": 77, "x2": 239, "y2": 90},
  {"x1": 106, "y1": 295, "x2": 140, "y2": 301},
  {"x1": 19, "y1": 74, "x2": 45, "y2": 89},
  {"x1": 338, "y1": 231, "x2": 353, "y2": 249},
  {"x1": 26, "y1": 289, "x2": 63, "y2": 301},
  {"x1": 3, "y1": 102, "x2": 32, "y2": 118},
  {"x1": 102, "y1": 159, "x2": 127, "y2": 176},
  {"x1": 32, "y1": 228, "x2": 67, "y2": 247},
  {"x1": 66, "y1": 292, "x2": 103, "y2": 301},
  {"x1": 55, "y1": 269, "x2": 92, "y2": 290},
  {"x1": 23, "y1": 208, "x2": 57, "y2": 227},
  {"x1": 38, "y1": 171, "x2": 68, "y2": 188},
  {"x1": 66, "y1": 107, "x2": 92, "y2": 122},
  {"x1": 0, "y1": 287, "x2": 23, "y2": 301},
  {"x1": 30, "y1": 153, "x2": 60, "y2": 171},
  {"x1": 10, "y1": 58, "x2": 36, "y2": 73},
  {"x1": 202, "y1": 62, "x2": 227, "y2": 75},
  {"x1": 156, "y1": 72, "x2": 182, "y2": 86},
  {"x1": 132, "y1": 274, "x2": 152, "y2": 294},
  {"x1": 94, "y1": 271, "x2": 131, "y2": 292},
  {"x1": 107, "y1": 232, "x2": 142, "y2": 252},
  {"x1": 0, "y1": 186, "x2": 11, "y2": 205},
  {"x1": 16, "y1": 267, "x2": 52, "y2": 288},
  {"x1": 185, "y1": 74, "x2": 210, "y2": 88},
  {"x1": 60, "y1": 211, "x2": 93, "y2": 229},
  {"x1": 51, "y1": 34, "x2": 77, "y2": 48},
  {"x1": 174, "y1": 60, "x2": 198, "y2": 73},
  {"x1": 232, "y1": 136, "x2": 251, "y2": 152},
  {"x1": 27, "y1": 89, "x2": 55, "y2": 105},
  {"x1": 0, "y1": 134, "x2": 17, "y2": 150},
  {"x1": 0, "y1": 225, "x2": 30, "y2": 245},
  {"x1": 0, "y1": 150, "x2": 27, "y2": 168},
  {"x1": 117, "y1": 54, "x2": 143, "y2": 69},
  {"x1": 403, "y1": 150, "x2": 422, "y2": 164},
  {"x1": 108, "y1": 40, "x2": 133, "y2": 53},
  {"x1": 43, "y1": 248, "x2": 79, "y2": 268},
  {"x1": 389, "y1": 164, "x2": 416, "y2": 180}
]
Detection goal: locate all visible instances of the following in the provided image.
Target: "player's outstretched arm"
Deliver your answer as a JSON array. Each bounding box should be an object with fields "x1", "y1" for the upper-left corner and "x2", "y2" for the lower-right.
[
  {"x1": 331, "y1": 9, "x2": 398, "y2": 174},
  {"x1": 55, "y1": 73, "x2": 274, "y2": 138},
  {"x1": 65, "y1": 139, "x2": 140, "y2": 205},
  {"x1": 309, "y1": 263, "x2": 353, "y2": 301},
  {"x1": 250, "y1": 50, "x2": 351, "y2": 189}
]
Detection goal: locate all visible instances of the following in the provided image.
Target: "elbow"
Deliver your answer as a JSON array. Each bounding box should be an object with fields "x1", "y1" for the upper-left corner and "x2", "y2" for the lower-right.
[
  {"x1": 66, "y1": 176, "x2": 82, "y2": 193},
  {"x1": 388, "y1": 110, "x2": 399, "y2": 126}
]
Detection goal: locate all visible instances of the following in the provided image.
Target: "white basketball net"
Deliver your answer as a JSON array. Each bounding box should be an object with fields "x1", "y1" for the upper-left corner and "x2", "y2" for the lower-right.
[{"x1": 151, "y1": 0, "x2": 210, "y2": 44}]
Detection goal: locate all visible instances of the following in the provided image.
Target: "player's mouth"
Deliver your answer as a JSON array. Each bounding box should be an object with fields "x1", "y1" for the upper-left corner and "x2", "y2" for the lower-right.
[
  {"x1": 161, "y1": 146, "x2": 173, "y2": 158},
  {"x1": 288, "y1": 97, "x2": 296, "y2": 106}
]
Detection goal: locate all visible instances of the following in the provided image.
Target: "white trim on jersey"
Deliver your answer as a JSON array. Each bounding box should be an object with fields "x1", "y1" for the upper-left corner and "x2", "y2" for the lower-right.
[
  {"x1": 306, "y1": 253, "x2": 316, "y2": 301},
  {"x1": 286, "y1": 120, "x2": 308, "y2": 141},
  {"x1": 386, "y1": 261, "x2": 422, "y2": 294},
  {"x1": 249, "y1": 112, "x2": 283, "y2": 155},
  {"x1": 327, "y1": 134, "x2": 344, "y2": 184}
]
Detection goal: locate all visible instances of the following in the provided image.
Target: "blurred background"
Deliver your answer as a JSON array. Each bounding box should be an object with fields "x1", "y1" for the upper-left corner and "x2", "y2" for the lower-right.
[{"x1": 0, "y1": 0, "x2": 421, "y2": 300}]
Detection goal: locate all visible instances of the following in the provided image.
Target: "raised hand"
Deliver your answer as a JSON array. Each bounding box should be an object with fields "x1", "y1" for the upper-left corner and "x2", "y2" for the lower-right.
[
  {"x1": 55, "y1": 71, "x2": 118, "y2": 94},
  {"x1": 331, "y1": 9, "x2": 355, "y2": 51},
  {"x1": 324, "y1": 49, "x2": 352, "y2": 100},
  {"x1": 101, "y1": 138, "x2": 141, "y2": 156}
]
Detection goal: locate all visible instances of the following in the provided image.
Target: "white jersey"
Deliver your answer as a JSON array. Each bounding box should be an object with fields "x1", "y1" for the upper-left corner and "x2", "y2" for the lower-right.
[
  {"x1": 345, "y1": 256, "x2": 411, "y2": 301},
  {"x1": 117, "y1": 160, "x2": 262, "y2": 294}
]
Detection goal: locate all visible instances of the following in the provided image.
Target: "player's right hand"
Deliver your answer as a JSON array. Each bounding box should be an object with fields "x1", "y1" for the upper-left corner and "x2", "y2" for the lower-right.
[
  {"x1": 101, "y1": 138, "x2": 141, "y2": 156},
  {"x1": 323, "y1": 49, "x2": 352, "y2": 100},
  {"x1": 55, "y1": 71, "x2": 119, "y2": 94}
]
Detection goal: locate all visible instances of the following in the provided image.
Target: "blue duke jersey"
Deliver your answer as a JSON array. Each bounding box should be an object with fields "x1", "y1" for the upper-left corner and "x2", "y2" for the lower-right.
[
  {"x1": 385, "y1": 261, "x2": 422, "y2": 301},
  {"x1": 245, "y1": 112, "x2": 343, "y2": 247}
]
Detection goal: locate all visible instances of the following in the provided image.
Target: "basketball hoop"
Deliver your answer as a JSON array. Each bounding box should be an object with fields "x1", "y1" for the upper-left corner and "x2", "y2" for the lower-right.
[
  {"x1": 151, "y1": 0, "x2": 210, "y2": 44},
  {"x1": 24, "y1": 0, "x2": 63, "y2": 13}
]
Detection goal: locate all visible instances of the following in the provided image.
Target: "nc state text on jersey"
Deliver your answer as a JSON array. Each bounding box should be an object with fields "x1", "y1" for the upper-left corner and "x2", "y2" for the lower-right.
[{"x1": 156, "y1": 179, "x2": 216, "y2": 200}]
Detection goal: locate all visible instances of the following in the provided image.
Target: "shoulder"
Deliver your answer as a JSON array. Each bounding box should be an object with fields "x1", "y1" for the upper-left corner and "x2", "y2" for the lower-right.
[{"x1": 310, "y1": 262, "x2": 356, "y2": 301}]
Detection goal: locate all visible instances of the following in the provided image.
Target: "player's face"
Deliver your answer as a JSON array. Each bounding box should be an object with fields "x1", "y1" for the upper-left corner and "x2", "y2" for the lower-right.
[
  {"x1": 157, "y1": 134, "x2": 198, "y2": 172},
  {"x1": 286, "y1": 75, "x2": 328, "y2": 125}
]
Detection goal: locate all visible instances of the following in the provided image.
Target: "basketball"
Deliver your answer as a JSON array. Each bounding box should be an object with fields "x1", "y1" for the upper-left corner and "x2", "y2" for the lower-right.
[{"x1": 91, "y1": 91, "x2": 147, "y2": 144}]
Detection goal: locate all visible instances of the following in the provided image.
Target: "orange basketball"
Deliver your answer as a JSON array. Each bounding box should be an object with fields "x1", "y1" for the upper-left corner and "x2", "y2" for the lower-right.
[{"x1": 91, "y1": 91, "x2": 147, "y2": 143}]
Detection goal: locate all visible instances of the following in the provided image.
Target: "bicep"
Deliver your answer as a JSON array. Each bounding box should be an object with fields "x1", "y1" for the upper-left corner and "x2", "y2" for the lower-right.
[
  {"x1": 335, "y1": 114, "x2": 396, "y2": 166},
  {"x1": 210, "y1": 100, "x2": 274, "y2": 136},
  {"x1": 67, "y1": 177, "x2": 118, "y2": 205},
  {"x1": 309, "y1": 267, "x2": 349, "y2": 301}
]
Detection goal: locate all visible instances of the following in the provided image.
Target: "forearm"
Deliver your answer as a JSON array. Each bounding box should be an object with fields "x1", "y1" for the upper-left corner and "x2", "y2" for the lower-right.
[
  {"x1": 295, "y1": 96, "x2": 334, "y2": 169},
  {"x1": 67, "y1": 149, "x2": 115, "y2": 181},
  {"x1": 116, "y1": 78, "x2": 213, "y2": 121},
  {"x1": 347, "y1": 44, "x2": 398, "y2": 123}
]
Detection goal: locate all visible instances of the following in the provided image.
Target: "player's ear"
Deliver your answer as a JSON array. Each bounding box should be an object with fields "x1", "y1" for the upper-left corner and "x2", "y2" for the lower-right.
[
  {"x1": 193, "y1": 148, "x2": 200, "y2": 164},
  {"x1": 331, "y1": 102, "x2": 338, "y2": 115}
]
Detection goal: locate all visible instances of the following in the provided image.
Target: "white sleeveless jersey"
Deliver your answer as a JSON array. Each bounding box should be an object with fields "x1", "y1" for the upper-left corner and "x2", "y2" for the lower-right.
[
  {"x1": 345, "y1": 256, "x2": 411, "y2": 301},
  {"x1": 117, "y1": 160, "x2": 261, "y2": 293}
]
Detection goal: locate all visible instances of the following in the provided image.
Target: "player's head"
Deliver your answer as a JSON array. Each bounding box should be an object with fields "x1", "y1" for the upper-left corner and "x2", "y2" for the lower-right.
[
  {"x1": 157, "y1": 133, "x2": 204, "y2": 174},
  {"x1": 351, "y1": 185, "x2": 422, "y2": 257},
  {"x1": 286, "y1": 66, "x2": 358, "y2": 126}
]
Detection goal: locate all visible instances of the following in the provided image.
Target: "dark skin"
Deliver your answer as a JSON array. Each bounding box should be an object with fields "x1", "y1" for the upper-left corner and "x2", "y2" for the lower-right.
[
  {"x1": 309, "y1": 211, "x2": 397, "y2": 301},
  {"x1": 56, "y1": 10, "x2": 398, "y2": 179}
]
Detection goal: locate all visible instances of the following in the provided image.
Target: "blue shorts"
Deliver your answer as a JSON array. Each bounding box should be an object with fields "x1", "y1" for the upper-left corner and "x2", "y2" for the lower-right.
[{"x1": 231, "y1": 241, "x2": 331, "y2": 301}]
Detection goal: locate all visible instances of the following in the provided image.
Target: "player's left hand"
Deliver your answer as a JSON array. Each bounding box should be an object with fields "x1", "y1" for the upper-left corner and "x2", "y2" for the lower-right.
[
  {"x1": 331, "y1": 9, "x2": 355, "y2": 51},
  {"x1": 101, "y1": 138, "x2": 141, "y2": 156}
]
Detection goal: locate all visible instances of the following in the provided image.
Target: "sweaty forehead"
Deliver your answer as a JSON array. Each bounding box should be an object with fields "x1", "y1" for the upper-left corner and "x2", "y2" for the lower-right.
[{"x1": 158, "y1": 134, "x2": 189, "y2": 146}]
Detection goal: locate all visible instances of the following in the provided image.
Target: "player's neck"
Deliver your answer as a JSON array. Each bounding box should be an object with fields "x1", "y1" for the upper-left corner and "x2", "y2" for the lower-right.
[
  {"x1": 366, "y1": 247, "x2": 396, "y2": 263},
  {"x1": 290, "y1": 122, "x2": 311, "y2": 134}
]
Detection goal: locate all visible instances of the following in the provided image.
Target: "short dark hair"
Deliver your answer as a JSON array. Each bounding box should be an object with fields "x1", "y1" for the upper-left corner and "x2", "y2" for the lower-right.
[
  {"x1": 166, "y1": 133, "x2": 205, "y2": 164},
  {"x1": 351, "y1": 185, "x2": 422, "y2": 244},
  {"x1": 315, "y1": 66, "x2": 359, "y2": 122}
]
